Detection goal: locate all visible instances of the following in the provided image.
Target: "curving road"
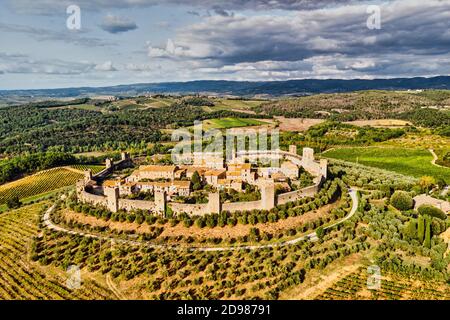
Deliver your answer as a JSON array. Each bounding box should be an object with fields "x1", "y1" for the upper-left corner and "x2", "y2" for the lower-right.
[{"x1": 42, "y1": 190, "x2": 358, "y2": 252}]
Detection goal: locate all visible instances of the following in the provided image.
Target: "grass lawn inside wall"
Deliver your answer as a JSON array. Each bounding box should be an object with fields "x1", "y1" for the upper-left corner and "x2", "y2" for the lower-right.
[{"x1": 323, "y1": 147, "x2": 450, "y2": 182}]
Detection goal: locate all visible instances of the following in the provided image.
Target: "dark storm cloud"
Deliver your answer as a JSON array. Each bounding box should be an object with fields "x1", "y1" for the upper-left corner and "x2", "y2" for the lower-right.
[
  {"x1": 145, "y1": 0, "x2": 450, "y2": 79},
  {"x1": 100, "y1": 15, "x2": 138, "y2": 34},
  {"x1": 149, "y1": 1, "x2": 450, "y2": 65}
]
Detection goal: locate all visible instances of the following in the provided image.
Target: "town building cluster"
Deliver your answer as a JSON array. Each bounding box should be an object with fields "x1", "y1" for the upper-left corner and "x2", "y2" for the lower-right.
[
  {"x1": 77, "y1": 146, "x2": 328, "y2": 215},
  {"x1": 101, "y1": 149, "x2": 309, "y2": 199}
]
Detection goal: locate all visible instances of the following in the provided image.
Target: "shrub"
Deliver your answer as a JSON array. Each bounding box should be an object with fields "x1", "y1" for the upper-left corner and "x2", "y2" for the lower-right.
[
  {"x1": 183, "y1": 218, "x2": 193, "y2": 228},
  {"x1": 418, "y1": 205, "x2": 447, "y2": 220},
  {"x1": 6, "y1": 196, "x2": 21, "y2": 209},
  {"x1": 195, "y1": 217, "x2": 205, "y2": 228},
  {"x1": 227, "y1": 217, "x2": 237, "y2": 227},
  {"x1": 316, "y1": 226, "x2": 325, "y2": 239},
  {"x1": 390, "y1": 191, "x2": 413, "y2": 211}
]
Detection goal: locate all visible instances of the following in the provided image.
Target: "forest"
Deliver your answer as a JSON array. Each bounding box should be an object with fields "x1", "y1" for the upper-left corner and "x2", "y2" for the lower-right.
[{"x1": 0, "y1": 102, "x2": 253, "y2": 155}]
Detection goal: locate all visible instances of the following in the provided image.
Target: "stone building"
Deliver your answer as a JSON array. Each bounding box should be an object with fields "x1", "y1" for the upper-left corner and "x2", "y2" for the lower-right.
[
  {"x1": 193, "y1": 152, "x2": 225, "y2": 169},
  {"x1": 132, "y1": 165, "x2": 178, "y2": 181},
  {"x1": 204, "y1": 169, "x2": 227, "y2": 185},
  {"x1": 280, "y1": 161, "x2": 299, "y2": 179},
  {"x1": 217, "y1": 179, "x2": 243, "y2": 192},
  {"x1": 226, "y1": 163, "x2": 255, "y2": 182}
]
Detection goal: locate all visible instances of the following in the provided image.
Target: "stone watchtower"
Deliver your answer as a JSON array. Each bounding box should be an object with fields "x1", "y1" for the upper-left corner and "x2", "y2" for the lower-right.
[
  {"x1": 261, "y1": 184, "x2": 276, "y2": 211},
  {"x1": 289, "y1": 145, "x2": 297, "y2": 155},
  {"x1": 155, "y1": 191, "x2": 167, "y2": 216},
  {"x1": 121, "y1": 152, "x2": 130, "y2": 161},
  {"x1": 207, "y1": 193, "x2": 221, "y2": 214},
  {"x1": 302, "y1": 147, "x2": 314, "y2": 164},
  {"x1": 104, "y1": 187, "x2": 119, "y2": 213},
  {"x1": 106, "y1": 158, "x2": 114, "y2": 169},
  {"x1": 84, "y1": 169, "x2": 93, "y2": 183}
]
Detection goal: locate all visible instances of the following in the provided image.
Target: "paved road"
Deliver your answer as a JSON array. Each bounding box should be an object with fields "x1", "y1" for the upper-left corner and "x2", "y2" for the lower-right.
[{"x1": 42, "y1": 190, "x2": 358, "y2": 252}]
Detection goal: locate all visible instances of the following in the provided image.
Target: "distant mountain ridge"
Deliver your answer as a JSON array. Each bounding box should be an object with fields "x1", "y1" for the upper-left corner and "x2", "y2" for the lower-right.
[{"x1": 2, "y1": 76, "x2": 450, "y2": 98}]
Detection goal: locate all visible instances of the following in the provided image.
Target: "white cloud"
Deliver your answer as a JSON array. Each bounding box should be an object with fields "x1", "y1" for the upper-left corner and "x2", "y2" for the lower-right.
[{"x1": 94, "y1": 61, "x2": 117, "y2": 71}]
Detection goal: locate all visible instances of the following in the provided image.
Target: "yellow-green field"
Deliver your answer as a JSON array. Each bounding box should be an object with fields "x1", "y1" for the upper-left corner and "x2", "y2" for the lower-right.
[
  {"x1": 0, "y1": 203, "x2": 113, "y2": 299},
  {"x1": 0, "y1": 168, "x2": 83, "y2": 204},
  {"x1": 323, "y1": 147, "x2": 450, "y2": 181},
  {"x1": 206, "y1": 99, "x2": 265, "y2": 112},
  {"x1": 203, "y1": 117, "x2": 271, "y2": 130}
]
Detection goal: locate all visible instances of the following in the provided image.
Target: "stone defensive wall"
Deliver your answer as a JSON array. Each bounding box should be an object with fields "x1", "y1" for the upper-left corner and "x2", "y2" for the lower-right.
[
  {"x1": 276, "y1": 179, "x2": 323, "y2": 205},
  {"x1": 77, "y1": 186, "x2": 108, "y2": 207},
  {"x1": 236, "y1": 147, "x2": 327, "y2": 179},
  {"x1": 222, "y1": 200, "x2": 262, "y2": 213},
  {"x1": 76, "y1": 147, "x2": 327, "y2": 216}
]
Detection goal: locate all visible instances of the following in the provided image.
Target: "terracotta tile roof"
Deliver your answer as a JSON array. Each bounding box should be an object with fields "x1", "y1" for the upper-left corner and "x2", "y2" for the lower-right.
[
  {"x1": 281, "y1": 161, "x2": 298, "y2": 169},
  {"x1": 228, "y1": 163, "x2": 251, "y2": 171},
  {"x1": 218, "y1": 179, "x2": 243, "y2": 185},
  {"x1": 205, "y1": 169, "x2": 226, "y2": 176},
  {"x1": 139, "y1": 165, "x2": 177, "y2": 172},
  {"x1": 172, "y1": 181, "x2": 191, "y2": 188},
  {"x1": 184, "y1": 166, "x2": 208, "y2": 174},
  {"x1": 103, "y1": 180, "x2": 121, "y2": 187},
  {"x1": 122, "y1": 182, "x2": 136, "y2": 188}
]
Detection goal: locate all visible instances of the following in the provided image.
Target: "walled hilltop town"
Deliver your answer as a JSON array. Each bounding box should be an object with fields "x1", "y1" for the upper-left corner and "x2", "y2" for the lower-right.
[{"x1": 76, "y1": 146, "x2": 328, "y2": 216}]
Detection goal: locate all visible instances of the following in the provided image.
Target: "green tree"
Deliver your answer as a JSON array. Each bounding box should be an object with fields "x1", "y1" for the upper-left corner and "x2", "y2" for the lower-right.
[
  {"x1": 418, "y1": 205, "x2": 447, "y2": 220},
  {"x1": 6, "y1": 196, "x2": 21, "y2": 209},
  {"x1": 390, "y1": 191, "x2": 413, "y2": 211},
  {"x1": 424, "y1": 217, "x2": 432, "y2": 248},
  {"x1": 418, "y1": 176, "x2": 436, "y2": 192},
  {"x1": 417, "y1": 215, "x2": 425, "y2": 243},
  {"x1": 406, "y1": 219, "x2": 417, "y2": 240},
  {"x1": 191, "y1": 171, "x2": 202, "y2": 191},
  {"x1": 316, "y1": 226, "x2": 325, "y2": 239}
]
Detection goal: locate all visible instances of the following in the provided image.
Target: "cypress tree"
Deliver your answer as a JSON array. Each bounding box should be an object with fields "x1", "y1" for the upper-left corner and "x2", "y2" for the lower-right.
[
  {"x1": 407, "y1": 220, "x2": 417, "y2": 240},
  {"x1": 417, "y1": 215, "x2": 425, "y2": 243},
  {"x1": 424, "y1": 217, "x2": 432, "y2": 248}
]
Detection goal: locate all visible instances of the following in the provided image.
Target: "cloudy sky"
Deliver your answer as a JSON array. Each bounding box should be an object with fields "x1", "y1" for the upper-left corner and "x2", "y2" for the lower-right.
[{"x1": 1, "y1": 0, "x2": 450, "y2": 89}]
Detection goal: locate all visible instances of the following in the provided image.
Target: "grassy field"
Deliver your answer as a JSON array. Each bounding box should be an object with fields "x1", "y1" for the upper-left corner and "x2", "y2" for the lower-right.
[
  {"x1": 379, "y1": 133, "x2": 450, "y2": 166},
  {"x1": 203, "y1": 117, "x2": 269, "y2": 130},
  {"x1": 0, "y1": 203, "x2": 113, "y2": 299},
  {"x1": 0, "y1": 168, "x2": 83, "y2": 204},
  {"x1": 208, "y1": 99, "x2": 265, "y2": 112},
  {"x1": 323, "y1": 147, "x2": 450, "y2": 181}
]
